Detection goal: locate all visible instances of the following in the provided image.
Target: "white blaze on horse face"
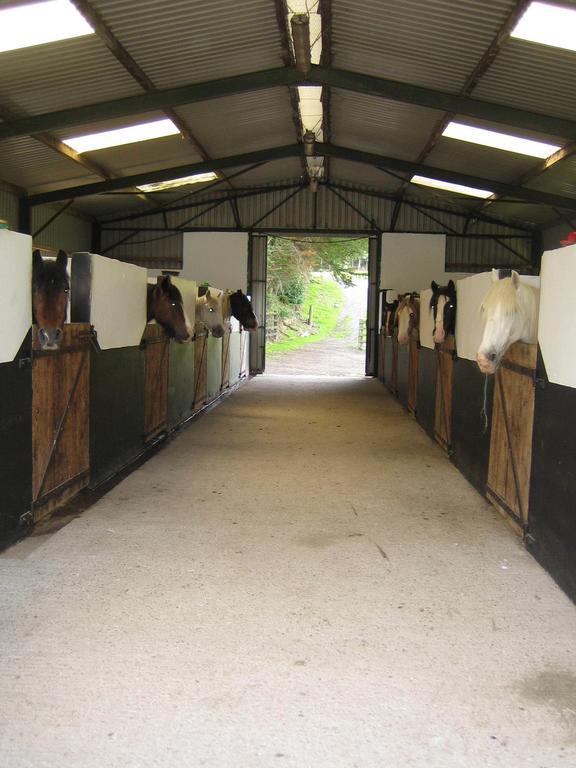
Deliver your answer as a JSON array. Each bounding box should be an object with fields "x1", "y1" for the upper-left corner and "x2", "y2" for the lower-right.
[{"x1": 433, "y1": 295, "x2": 447, "y2": 344}]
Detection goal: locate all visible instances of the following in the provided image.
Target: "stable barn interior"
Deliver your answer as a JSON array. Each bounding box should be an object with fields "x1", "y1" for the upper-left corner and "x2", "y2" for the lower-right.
[{"x1": 1, "y1": 1, "x2": 576, "y2": 766}]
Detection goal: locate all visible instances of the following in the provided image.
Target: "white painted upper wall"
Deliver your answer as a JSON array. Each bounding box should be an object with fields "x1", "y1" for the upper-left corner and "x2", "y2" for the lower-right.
[
  {"x1": 0, "y1": 230, "x2": 32, "y2": 363},
  {"x1": 72, "y1": 253, "x2": 147, "y2": 350},
  {"x1": 183, "y1": 233, "x2": 248, "y2": 292},
  {"x1": 539, "y1": 245, "x2": 576, "y2": 389},
  {"x1": 380, "y1": 233, "x2": 469, "y2": 294}
]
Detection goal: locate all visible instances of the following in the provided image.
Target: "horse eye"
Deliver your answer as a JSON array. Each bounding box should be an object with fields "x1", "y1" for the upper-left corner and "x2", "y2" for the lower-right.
[
  {"x1": 209, "y1": 307, "x2": 214, "y2": 312},
  {"x1": 171, "y1": 302, "x2": 177, "y2": 307}
]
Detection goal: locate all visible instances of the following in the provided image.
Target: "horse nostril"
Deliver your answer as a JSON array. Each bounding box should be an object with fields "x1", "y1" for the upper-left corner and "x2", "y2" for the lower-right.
[
  {"x1": 488, "y1": 351, "x2": 497, "y2": 362},
  {"x1": 54, "y1": 328, "x2": 63, "y2": 342},
  {"x1": 38, "y1": 328, "x2": 49, "y2": 346}
]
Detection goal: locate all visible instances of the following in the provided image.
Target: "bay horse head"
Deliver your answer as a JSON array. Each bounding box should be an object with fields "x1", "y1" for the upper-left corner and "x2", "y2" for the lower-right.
[
  {"x1": 396, "y1": 293, "x2": 420, "y2": 346},
  {"x1": 32, "y1": 249, "x2": 69, "y2": 351},
  {"x1": 476, "y1": 269, "x2": 539, "y2": 375},
  {"x1": 227, "y1": 289, "x2": 258, "y2": 331},
  {"x1": 147, "y1": 276, "x2": 192, "y2": 343},
  {"x1": 196, "y1": 287, "x2": 225, "y2": 338},
  {"x1": 430, "y1": 280, "x2": 456, "y2": 345}
]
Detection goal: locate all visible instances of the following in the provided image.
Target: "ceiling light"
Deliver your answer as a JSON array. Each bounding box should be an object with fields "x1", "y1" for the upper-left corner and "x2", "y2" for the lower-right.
[
  {"x1": 138, "y1": 172, "x2": 218, "y2": 193},
  {"x1": 64, "y1": 119, "x2": 181, "y2": 153},
  {"x1": 411, "y1": 175, "x2": 493, "y2": 199},
  {"x1": 0, "y1": 0, "x2": 93, "y2": 53},
  {"x1": 443, "y1": 121, "x2": 561, "y2": 159},
  {"x1": 511, "y1": 1, "x2": 576, "y2": 52}
]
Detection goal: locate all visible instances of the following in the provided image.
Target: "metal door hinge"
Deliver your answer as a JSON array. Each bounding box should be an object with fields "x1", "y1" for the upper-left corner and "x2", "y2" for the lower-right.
[{"x1": 18, "y1": 357, "x2": 32, "y2": 369}]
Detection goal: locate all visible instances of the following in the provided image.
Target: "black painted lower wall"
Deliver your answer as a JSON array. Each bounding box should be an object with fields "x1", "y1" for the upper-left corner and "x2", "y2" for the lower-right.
[
  {"x1": 383, "y1": 336, "x2": 396, "y2": 395},
  {"x1": 397, "y1": 345, "x2": 409, "y2": 408},
  {"x1": 416, "y1": 347, "x2": 437, "y2": 439},
  {"x1": 0, "y1": 334, "x2": 32, "y2": 549},
  {"x1": 89, "y1": 346, "x2": 145, "y2": 489},
  {"x1": 527, "y1": 351, "x2": 576, "y2": 602},
  {"x1": 450, "y1": 357, "x2": 494, "y2": 496}
]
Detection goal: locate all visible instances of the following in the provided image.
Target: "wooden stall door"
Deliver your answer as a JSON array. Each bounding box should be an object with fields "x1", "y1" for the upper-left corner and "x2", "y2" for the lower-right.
[
  {"x1": 193, "y1": 329, "x2": 208, "y2": 409},
  {"x1": 487, "y1": 342, "x2": 537, "y2": 532},
  {"x1": 378, "y1": 330, "x2": 386, "y2": 383},
  {"x1": 32, "y1": 324, "x2": 90, "y2": 522},
  {"x1": 434, "y1": 336, "x2": 455, "y2": 451},
  {"x1": 143, "y1": 324, "x2": 169, "y2": 442},
  {"x1": 221, "y1": 327, "x2": 231, "y2": 390},
  {"x1": 407, "y1": 332, "x2": 419, "y2": 413}
]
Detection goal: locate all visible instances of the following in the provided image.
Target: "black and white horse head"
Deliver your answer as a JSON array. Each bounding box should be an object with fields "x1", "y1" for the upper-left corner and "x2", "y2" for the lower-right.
[{"x1": 430, "y1": 280, "x2": 456, "y2": 345}]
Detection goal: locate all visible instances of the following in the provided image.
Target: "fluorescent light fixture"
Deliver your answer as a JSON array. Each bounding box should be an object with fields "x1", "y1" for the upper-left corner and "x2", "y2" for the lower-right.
[
  {"x1": 138, "y1": 172, "x2": 218, "y2": 193},
  {"x1": 443, "y1": 121, "x2": 561, "y2": 159},
  {"x1": 511, "y1": 1, "x2": 576, "y2": 52},
  {"x1": 64, "y1": 119, "x2": 181, "y2": 153},
  {"x1": 411, "y1": 175, "x2": 493, "y2": 199},
  {"x1": 0, "y1": 0, "x2": 94, "y2": 53}
]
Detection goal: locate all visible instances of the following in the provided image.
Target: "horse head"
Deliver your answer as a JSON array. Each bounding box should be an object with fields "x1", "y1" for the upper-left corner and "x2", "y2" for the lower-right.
[
  {"x1": 476, "y1": 269, "x2": 538, "y2": 375},
  {"x1": 32, "y1": 249, "x2": 69, "y2": 351},
  {"x1": 396, "y1": 293, "x2": 420, "y2": 346},
  {"x1": 228, "y1": 289, "x2": 258, "y2": 331},
  {"x1": 147, "y1": 276, "x2": 192, "y2": 342},
  {"x1": 196, "y1": 287, "x2": 225, "y2": 338},
  {"x1": 430, "y1": 280, "x2": 456, "y2": 345},
  {"x1": 382, "y1": 299, "x2": 398, "y2": 337}
]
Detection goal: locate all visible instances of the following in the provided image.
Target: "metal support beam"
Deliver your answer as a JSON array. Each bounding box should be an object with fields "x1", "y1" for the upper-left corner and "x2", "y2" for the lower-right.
[
  {"x1": 3, "y1": 65, "x2": 576, "y2": 146},
  {"x1": 18, "y1": 196, "x2": 31, "y2": 235},
  {"x1": 32, "y1": 200, "x2": 75, "y2": 239},
  {"x1": 317, "y1": 143, "x2": 576, "y2": 212},
  {"x1": 28, "y1": 145, "x2": 302, "y2": 205}
]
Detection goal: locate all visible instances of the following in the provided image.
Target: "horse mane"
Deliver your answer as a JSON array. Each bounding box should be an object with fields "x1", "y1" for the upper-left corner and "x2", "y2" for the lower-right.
[{"x1": 480, "y1": 278, "x2": 523, "y2": 317}]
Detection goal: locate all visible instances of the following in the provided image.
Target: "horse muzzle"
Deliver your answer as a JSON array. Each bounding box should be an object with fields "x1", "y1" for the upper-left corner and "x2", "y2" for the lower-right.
[
  {"x1": 38, "y1": 327, "x2": 63, "y2": 350},
  {"x1": 476, "y1": 352, "x2": 499, "y2": 375},
  {"x1": 211, "y1": 326, "x2": 225, "y2": 338}
]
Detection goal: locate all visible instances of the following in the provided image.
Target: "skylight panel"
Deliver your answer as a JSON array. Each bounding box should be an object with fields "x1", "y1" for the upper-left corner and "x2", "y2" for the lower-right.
[
  {"x1": 64, "y1": 119, "x2": 181, "y2": 153},
  {"x1": 0, "y1": 0, "x2": 94, "y2": 53},
  {"x1": 511, "y1": 1, "x2": 576, "y2": 52},
  {"x1": 138, "y1": 172, "x2": 218, "y2": 193},
  {"x1": 443, "y1": 121, "x2": 561, "y2": 159},
  {"x1": 411, "y1": 175, "x2": 493, "y2": 199}
]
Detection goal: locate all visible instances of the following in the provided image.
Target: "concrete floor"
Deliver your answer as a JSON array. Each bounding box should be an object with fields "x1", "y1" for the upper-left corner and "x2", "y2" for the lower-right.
[{"x1": 1, "y1": 375, "x2": 575, "y2": 768}]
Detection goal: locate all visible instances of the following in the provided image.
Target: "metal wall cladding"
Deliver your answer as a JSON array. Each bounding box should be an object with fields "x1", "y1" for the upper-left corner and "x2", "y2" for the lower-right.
[
  {"x1": 331, "y1": 0, "x2": 518, "y2": 92},
  {"x1": 32, "y1": 207, "x2": 92, "y2": 253},
  {"x1": 330, "y1": 89, "x2": 444, "y2": 161},
  {"x1": 473, "y1": 40, "x2": 576, "y2": 123},
  {"x1": 100, "y1": 227, "x2": 183, "y2": 270},
  {"x1": 176, "y1": 88, "x2": 298, "y2": 158},
  {"x1": 445, "y1": 236, "x2": 532, "y2": 272},
  {"x1": 88, "y1": 0, "x2": 285, "y2": 89},
  {"x1": 0, "y1": 184, "x2": 19, "y2": 229},
  {"x1": 0, "y1": 37, "x2": 140, "y2": 116}
]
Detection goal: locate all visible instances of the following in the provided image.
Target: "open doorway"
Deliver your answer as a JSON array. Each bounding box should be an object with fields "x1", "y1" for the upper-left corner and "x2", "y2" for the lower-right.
[{"x1": 264, "y1": 235, "x2": 369, "y2": 376}]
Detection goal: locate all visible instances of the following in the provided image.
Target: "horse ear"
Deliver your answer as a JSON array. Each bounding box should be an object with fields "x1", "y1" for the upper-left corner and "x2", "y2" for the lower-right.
[
  {"x1": 447, "y1": 280, "x2": 455, "y2": 290},
  {"x1": 431, "y1": 280, "x2": 439, "y2": 292},
  {"x1": 32, "y1": 250, "x2": 43, "y2": 271},
  {"x1": 56, "y1": 249, "x2": 68, "y2": 269},
  {"x1": 491, "y1": 268, "x2": 500, "y2": 282},
  {"x1": 511, "y1": 270, "x2": 520, "y2": 288},
  {"x1": 205, "y1": 288, "x2": 211, "y2": 299}
]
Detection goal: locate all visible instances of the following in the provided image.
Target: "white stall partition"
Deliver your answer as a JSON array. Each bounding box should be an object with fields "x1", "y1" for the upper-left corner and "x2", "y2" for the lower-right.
[
  {"x1": 71, "y1": 252, "x2": 147, "y2": 349},
  {"x1": 183, "y1": 232, "x2": 248, "y2": 292},
  {"x1": 539, "y1": 245, "x2": 576, "y2": 388},
  {"x1": 380, "y1": 233, "x2": 468, "y2": 294},
  {"x1": 419, "y1": 288, "x2": 435, "y2": 350},
  {"x1": 456, "y1": 271, "x2": 540, "y2": 362},
  {"x1": 0, "y1": 230, "x2": 32, "y2": 364}
]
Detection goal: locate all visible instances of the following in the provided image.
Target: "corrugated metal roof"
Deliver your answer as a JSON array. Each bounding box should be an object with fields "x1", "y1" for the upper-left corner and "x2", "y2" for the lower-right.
[
  {"x1": 329, "y1": 159, "x2": 401, "y2": 192},
  {"x1": 330, "y1": 90, "x2": 443, "y2": 161},
  {"x1": 88, "y1": 0, "x2": 285, "y2": 89},
  {"x1": 473, "y1": 40, "x2": 576, "y2": 123},
  {"x1": 331, "y1": 0, "x2": 518, "y2": 91},
  {"x1": 176, "y1": 89, "x2": 298, "y2": 158},
  {"x1": 426, "y1": 138, "x2": 537, "y2": 184},
  {"x1": 0, "y1": 37, "x2": 140, "y2": 115}
]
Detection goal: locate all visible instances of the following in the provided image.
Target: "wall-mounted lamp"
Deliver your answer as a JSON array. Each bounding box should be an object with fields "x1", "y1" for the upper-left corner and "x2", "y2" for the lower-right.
[
  {"x1": 303, "y1": 130, "x2": 316, "y2": 156},
  {"x1": 291, "y1": 14, "x2": 311, "y2": 74}
]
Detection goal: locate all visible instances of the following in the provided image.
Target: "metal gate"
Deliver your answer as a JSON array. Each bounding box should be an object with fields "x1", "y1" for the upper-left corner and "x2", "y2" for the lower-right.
[{"x1": 32, "y1": 324, "x2": 91, "y2": 522}]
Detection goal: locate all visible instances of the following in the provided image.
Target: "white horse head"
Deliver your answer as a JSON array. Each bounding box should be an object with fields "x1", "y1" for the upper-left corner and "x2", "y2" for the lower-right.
[
  {"x1": 476, "y1": 269, "x2": 539, "y2": 375},
  {"x1": 396, "y1": 293, "x2": 420, "y2": 346},
  {"x1": 196, "y1": 287, "x2": 226, "y2": 338}
]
